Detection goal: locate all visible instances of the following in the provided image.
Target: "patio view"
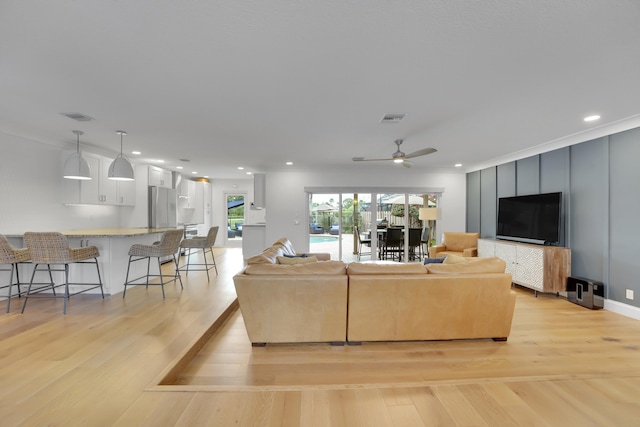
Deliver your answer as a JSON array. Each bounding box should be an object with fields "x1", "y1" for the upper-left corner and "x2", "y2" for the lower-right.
[
  {"x1": 309, "y1": 192, "x2": 438, "y2": 262},
  {"x1": 227, "y1": 194, "x2": 244, "y2": 241}
]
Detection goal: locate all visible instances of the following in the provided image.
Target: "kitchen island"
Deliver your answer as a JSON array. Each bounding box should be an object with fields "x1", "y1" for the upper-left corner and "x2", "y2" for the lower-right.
[{"x1": 6, "y1": 227, "x2": 180, "y2": 296}]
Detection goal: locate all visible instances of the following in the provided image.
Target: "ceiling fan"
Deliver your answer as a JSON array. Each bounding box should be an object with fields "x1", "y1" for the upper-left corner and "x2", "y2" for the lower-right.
[{"x1": 352, "y1": 139, "x2": 437, "y2": 168}]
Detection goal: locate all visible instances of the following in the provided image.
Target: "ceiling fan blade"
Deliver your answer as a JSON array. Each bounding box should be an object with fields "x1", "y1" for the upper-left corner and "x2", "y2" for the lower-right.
[
  {"x1": 401, "y1": 160, "x2": 413, "y2": 168},
  {"x1": 403, "y1": 147, "x2": 437, "y2": 159},
  {"x1": 352, "y1": 157, "x2": 393, "y2": 162}
]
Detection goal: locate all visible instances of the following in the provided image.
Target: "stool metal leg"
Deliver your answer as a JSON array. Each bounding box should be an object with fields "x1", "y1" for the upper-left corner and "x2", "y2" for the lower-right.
[
  {"x1": 157, "y1": 257, "x2": 165, "y2": 299},
  {"x1": 123, "y1": 256, "x2": 133, "y2": 298}
]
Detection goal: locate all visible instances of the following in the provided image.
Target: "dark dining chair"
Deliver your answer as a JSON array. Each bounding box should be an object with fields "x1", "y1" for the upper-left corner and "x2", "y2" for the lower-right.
[
  {"x1": 382, "y1": 227, "x2": 403, "y2": 261},
  {"x1": 408, "y1": 228, "x2": 423, "y2": 261}
]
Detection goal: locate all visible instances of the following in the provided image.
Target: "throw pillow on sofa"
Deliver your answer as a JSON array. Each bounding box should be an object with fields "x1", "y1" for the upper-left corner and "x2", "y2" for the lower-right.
[
  {"x1": 423, "y1": 257, "x2": 445, "y2": 265},
  {"x1": 277, "y1": 255, "x2": 318, "y2": 265}
]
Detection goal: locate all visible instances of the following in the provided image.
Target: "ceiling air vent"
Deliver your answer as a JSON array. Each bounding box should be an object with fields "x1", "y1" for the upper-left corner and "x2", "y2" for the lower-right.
[
  {"x1": 380, "y1": 113, "x2": 406, "y2": 123},
  {"x1": 61, "y1": 112, "x2": 95, "y2": 122}
]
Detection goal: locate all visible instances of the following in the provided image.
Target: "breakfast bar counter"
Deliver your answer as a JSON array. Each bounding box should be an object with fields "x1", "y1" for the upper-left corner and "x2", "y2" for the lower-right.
[{"x1": 6, "y1": 227, "x2": 181, "y2": 296}]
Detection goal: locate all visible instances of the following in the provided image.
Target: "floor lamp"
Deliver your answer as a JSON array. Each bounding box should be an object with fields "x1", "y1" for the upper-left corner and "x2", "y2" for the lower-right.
[{"x1": 419, "y1": 207, "x2": 441, "y2": 257}]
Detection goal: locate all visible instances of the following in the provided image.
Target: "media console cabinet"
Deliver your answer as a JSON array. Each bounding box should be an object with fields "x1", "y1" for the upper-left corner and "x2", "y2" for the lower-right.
[{"x1": 477, "y1": 238, "x2": 571, "y2": 294}]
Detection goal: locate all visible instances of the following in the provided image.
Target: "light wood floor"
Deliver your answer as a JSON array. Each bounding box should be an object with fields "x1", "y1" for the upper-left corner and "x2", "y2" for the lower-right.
[{"x1": 1, "y1": 247, "x2": 640, "y2": 426}]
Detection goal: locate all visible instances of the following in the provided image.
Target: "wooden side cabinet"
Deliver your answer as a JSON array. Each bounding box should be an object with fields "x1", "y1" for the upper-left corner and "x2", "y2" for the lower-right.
[{"x1": 478, "y1": 238, "x2": 571, "y2": 293}]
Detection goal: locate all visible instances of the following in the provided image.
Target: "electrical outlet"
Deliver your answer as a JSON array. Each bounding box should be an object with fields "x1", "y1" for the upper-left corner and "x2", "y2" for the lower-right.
[{"x1": 626, "y1": 289, "x2": 634, "y2": 300}]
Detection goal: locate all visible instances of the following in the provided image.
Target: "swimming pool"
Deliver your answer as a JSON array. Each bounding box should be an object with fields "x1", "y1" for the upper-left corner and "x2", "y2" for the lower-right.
[{"x1": 309, "y1": 235, "x2": 339, "y2": 243}]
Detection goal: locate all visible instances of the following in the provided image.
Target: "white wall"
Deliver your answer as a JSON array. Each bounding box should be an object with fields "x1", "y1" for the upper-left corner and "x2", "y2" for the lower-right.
[
  {"x1": 0, "y1": 132, "x2": 145, "y2": 233},
  {"x1": 1, "y1": 132, "x2": 465, "y2": 246},
  {"x1": 264, "y1": 168, "x2": 467, "y2": 252}
]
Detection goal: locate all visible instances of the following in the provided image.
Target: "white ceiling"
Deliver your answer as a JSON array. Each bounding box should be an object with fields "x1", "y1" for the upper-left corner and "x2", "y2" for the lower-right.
[{"x1": 2, "y1": 0, "x2": 640, "y2": 179}]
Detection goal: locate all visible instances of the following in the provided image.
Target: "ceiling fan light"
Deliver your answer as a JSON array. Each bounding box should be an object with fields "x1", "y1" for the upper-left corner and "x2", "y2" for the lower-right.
[
  {"x1": 63, "y1": 152, "x2": 92, "y2": 180},
  {"x1": 393, "y1": 158, "x2": 404, "y2": 163}
]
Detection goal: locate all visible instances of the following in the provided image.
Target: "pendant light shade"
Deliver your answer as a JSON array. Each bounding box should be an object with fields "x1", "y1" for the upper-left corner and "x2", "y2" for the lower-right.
[
  {"x1": 108, "y1": 130, "x2": 135, "y2": 181},
  {"x1": 63, "y1": 130, "x2": 92, "y2": 180}
]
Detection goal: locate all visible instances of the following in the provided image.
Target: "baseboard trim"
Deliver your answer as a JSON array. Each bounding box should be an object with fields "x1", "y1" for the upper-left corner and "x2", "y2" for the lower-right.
[{"x1": 604, "y1": 299, "x2": 640, "y2": 320}]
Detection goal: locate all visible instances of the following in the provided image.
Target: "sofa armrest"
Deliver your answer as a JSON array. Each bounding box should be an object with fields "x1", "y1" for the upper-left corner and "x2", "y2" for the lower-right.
[
  {"x1": 462, "y1": 247, "x2": 478, "y2": 257},
  {"x1": 428, "y1": 245, "x2": 446, "y2": 258}
]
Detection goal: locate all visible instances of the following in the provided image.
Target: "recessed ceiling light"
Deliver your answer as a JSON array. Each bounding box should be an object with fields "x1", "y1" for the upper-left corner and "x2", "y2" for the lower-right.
[
  {"x1": 286, "y1": 162, "x2": 293, "y2": 166},
  {"x1": 454, "y1": 163, "x2": 462, "y2": 167},
  {"x1": 157, "y1": 159, "x2": 165, "y2": 163},
  {"x1": 246, "y1": 171, "x2": 252, "y2": 175},
  {"x1": 584, "y1": 115, "x2": 601, "y2": 122},
  {"x1": 204, "y1": 175, "x2": 209, "y2": 178},
  {"x1": 176, "y1": 166, "x2": 183, "y2": 169},
  {"x1": 192, "y1": 171, "x2": 198, "y2": 175},
  {"x1": 237, "y1": 166, "x2": 244, "y2": 170},
  {"x1": 131, "y1": 151, "x2": 141, "y2": 155}
]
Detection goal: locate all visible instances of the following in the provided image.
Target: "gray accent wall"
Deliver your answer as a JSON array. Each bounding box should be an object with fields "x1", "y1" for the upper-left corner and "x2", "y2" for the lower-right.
[
  {"x1": 480, "y1": 167, "x2": 497, "y2": 238},
  {"x1": 467, "y1": 126, "x2": 640, "y2": 307},
  {"x1": 497, "y1": 163, "x2": 516, "y2": 198},
  {"x1": 466, "y1": 171, "x2": 480, "y2": 233},
  {"x1": 516, "y1": 156, "x2": 540, "y2": 195},
  {"x1": 569, "y1": 138, "x2": 607, "y2": 290},
  {"x1": 609, "y1": 129, "x2": 640, "y2": 304}
]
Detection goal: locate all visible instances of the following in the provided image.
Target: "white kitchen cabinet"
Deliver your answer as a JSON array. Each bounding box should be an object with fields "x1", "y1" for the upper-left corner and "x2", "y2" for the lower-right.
[
  {"x1": 116, "y1": 179, "x2": 136, "y2": 206},
  {"x1": 478, "y1": 238, "x2": 571, "y2": 294},
  {"x1": 99, "y1": 157, "x2": 118, "y2": 204},
  {"x1": 178, "y1": 178, "x2": 196, "y2": 208},
  {"x1": 148, "y1": 166, "x2": 172, "y2": 188},
  {"x1": 63, "y1": 152, "x2": 135, "y2": 206},
  {"x1": 191, "y1": 181, "x2": 205, "y2": 224}
]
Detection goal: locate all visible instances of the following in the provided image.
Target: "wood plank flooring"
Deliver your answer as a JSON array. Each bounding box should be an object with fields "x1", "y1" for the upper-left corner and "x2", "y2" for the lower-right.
[{"x1": 1, "y1": 247, "x2": 640, "y2": 426}]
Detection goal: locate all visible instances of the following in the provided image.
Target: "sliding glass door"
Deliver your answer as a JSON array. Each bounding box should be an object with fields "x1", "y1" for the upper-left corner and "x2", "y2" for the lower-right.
[{"x1": 309, "y1": 191, "x2": 438, "y2": 262}]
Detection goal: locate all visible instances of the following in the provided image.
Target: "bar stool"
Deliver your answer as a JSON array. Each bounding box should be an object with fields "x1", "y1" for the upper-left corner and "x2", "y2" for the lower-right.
[
  {"x1": 0, "y1": 234, "x2": 32, "y2": 313},
  {"x1": 123, "y1": 229, "x2": 183, "y2": 299},
  {"x1": 179, "y1": 226, "x2": 218, "y2": 281},
  {"x1": 21, "y1": 232, "x2": 103, "y2": 315}
]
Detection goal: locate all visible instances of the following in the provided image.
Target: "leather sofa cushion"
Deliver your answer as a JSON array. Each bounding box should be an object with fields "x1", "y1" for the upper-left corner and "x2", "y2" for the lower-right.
[
  {"x1": 443, "y1": 254, "x2": 469, "y2": 264},
  {"x1": 244, "y1": 260, "x2": 347, "y2": 275},
  {"x1": 272, "y1": 238, "x2": 297, "y2": 256},
  {"x1": 426, "y1": 257, "x2": 506, "y2": 274},
  {"x1": 247, "y1": 246, "x2": 284, "y2": 264},
  {"x1": 347, "y1": 262, "x2": 427, "y2": 275}
]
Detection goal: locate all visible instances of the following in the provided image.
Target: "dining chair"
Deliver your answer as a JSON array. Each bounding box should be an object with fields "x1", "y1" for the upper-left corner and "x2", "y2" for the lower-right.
[
  {"x1": 382, "y1": 227, "x2": 403, "y2": 261},
  {"x1": 179, "y1": 226, "x2": 219, "y2": 281},
  {"x1": 408, "y1": 228, "x2": 423, "y2": 261},
  {"x1": 21, "y1": 232, "x2": 103, "y2": 315},
  {"x1": 123, "y1": 229, "x2": 183, "y2": 299},
  {"x1": 420, "y1": 227, "x2": 430, "y2": 257},
  {"x1": 354, "y1": 226, "x2": 371, "y2": 261},
  {"x1": 0, "y1": 234, "x2": 32, "y2": 313}
]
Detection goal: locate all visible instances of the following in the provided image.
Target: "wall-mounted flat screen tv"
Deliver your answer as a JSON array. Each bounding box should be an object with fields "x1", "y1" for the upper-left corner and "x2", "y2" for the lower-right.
[{"x1": 496, "y1": 192, "x2": 562, "y2": 245}]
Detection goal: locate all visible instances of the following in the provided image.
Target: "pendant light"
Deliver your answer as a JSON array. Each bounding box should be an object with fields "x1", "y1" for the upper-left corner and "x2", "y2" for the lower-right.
[
  {"x1": 108, "y1": 130, "x2": 135, "y2": 181},
  {"x1": 63, "y1": 130, "x2": 92, "y2": 180}
]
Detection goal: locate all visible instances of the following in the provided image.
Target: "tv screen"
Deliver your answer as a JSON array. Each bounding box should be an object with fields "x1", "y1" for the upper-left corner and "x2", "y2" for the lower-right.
[{"x1": 497, "y1": 192, "x2": 562, "y2": 245}]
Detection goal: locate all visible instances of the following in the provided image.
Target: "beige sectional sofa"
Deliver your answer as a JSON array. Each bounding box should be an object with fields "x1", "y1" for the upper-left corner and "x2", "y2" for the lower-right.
[
  {"x1": 347, "y1": 258, "x2": 516, "y2": 343},
  {"x1": 234, "y1": 238, "x2": 348, "y2": 346},
  {"x1": 233, "y1": 238, "x2": 516, "y2": 346}
]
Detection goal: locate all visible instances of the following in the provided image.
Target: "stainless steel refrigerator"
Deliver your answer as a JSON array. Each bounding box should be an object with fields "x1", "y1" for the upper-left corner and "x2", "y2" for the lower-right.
[{"x1": 148, "y1": 186, "x2": 177, "y2": 228}]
